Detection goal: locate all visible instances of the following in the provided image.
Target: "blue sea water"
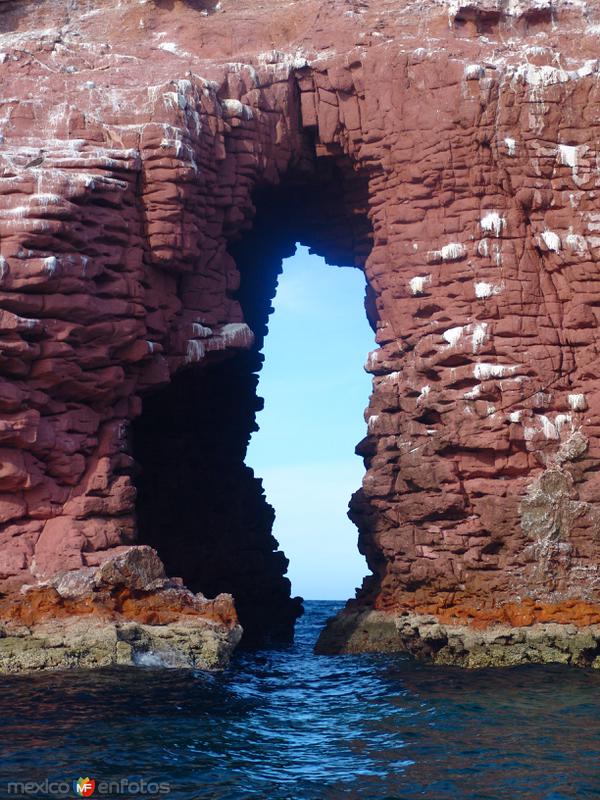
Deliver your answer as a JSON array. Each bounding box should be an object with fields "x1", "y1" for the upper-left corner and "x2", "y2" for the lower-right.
[{"x1": 1, "y1": 600, "x2": 600, "y2": 799}]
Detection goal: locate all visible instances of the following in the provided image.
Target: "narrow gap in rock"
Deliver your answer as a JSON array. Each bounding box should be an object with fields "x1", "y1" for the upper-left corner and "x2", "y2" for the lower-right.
[
  {"x1": 132, "y1": 158, "x2": 374, "y2": 646},
  {"x1": 246, "y1": 243, "x2": 374, "y2": 603}
]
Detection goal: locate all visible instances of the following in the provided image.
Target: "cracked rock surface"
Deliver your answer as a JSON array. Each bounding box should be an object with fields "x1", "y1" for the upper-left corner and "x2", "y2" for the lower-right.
[
  {"x1": 0, "y1": 546, "x2": 242, "y2": 672},
  {"x1": 2, "y1": 0, "x2": 600, "y2": 667}
]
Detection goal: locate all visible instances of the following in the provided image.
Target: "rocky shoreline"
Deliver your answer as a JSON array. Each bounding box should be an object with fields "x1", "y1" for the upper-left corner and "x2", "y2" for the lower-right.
[
  {"x1": 315, "y1": 609, "x2": 600, "y2": 669},
  {"x1": 0, "y1": 547, "x2": 242, "y2": 673}
]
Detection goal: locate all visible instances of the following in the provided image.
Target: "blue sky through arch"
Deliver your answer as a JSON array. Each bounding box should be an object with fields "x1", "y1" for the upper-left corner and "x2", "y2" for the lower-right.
[{"x1": 246, "y1": 244, "x2": 374, "y2": 601}]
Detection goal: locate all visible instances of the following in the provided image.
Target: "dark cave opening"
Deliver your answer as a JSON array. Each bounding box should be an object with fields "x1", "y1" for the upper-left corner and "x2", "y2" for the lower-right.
[
  {"x1": 131, "y1": 352, "x2": 299, "y2": 645},
  {"x1": 131, "y1": 155, "x2": 374, "y2": 646}
]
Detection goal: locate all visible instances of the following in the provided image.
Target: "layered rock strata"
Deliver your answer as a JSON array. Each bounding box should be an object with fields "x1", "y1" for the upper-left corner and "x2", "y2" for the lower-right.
[
  {"x1": 2, "y1": 0, "x2": 600, "y2": 667},
  {"x1": 316, "y1": 609, "x2": 600, "y2": 668},
  {"x1": 0, "y1": 546, "x2": 242, "y2": 672}
]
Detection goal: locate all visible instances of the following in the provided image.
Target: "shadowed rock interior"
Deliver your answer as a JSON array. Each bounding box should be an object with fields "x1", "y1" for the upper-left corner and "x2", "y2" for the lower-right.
[{"x1": 132, "y1": 160, "x2": 373, "y2": 645}]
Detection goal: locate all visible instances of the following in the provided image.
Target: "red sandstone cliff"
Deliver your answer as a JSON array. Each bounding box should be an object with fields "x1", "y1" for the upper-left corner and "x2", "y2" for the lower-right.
[{"x1": 2, "y1": 0, "x2": 600, "y2": 668}]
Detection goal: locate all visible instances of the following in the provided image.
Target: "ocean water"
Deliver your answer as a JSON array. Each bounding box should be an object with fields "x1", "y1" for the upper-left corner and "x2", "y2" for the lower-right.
[{"x1": 1, "y1": 600, "x2": 600, "y2": 799}]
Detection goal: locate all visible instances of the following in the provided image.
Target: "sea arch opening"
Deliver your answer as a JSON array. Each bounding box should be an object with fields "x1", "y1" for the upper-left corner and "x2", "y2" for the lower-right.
[
  {"x1": 246, "y1": 242, "x2": 373, "y2": 603},
  {"x1": 131, "y1": 155, "x2": 377, "y2": 646}
]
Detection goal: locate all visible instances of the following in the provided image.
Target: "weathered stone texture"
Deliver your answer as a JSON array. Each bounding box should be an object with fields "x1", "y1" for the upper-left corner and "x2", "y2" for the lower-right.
[
  {"x1": 1, "y1": 0, "x2": 600, "y2": 666},
  {"x1": 0, "y1": 546, "x2": 242, "y2": 672}
]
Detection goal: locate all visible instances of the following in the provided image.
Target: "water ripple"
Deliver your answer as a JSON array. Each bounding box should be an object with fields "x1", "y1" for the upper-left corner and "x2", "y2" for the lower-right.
[{"x1": 1, "y1": 601, "x2": 599, "y2": 799}]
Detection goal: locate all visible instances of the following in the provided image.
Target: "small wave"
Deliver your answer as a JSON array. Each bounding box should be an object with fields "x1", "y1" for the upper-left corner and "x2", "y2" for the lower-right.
[
  {"x1": 133, "y1": 650, "x2": 176, "y2": 668},
  {"x1": 1, "y1": 602, "x2": 600, "y2": 800}
]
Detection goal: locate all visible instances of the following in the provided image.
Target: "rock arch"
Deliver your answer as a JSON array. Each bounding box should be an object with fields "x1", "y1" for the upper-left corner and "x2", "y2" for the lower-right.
[
  {"x1": 130, "y1": 164, "x2": 374, "y2": 644},
  {"x1": 2, "y1": 0, "x2": 600, "y2": 669}
]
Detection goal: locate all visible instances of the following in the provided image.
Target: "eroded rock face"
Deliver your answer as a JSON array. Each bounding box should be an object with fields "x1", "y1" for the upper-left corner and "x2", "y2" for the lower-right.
[
  {"x1": 2, "y1": 0, "x2": 600, "y2": 667},
  {"x1": 0, "y1": 546, "x2": 242, "y2": 672}
]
